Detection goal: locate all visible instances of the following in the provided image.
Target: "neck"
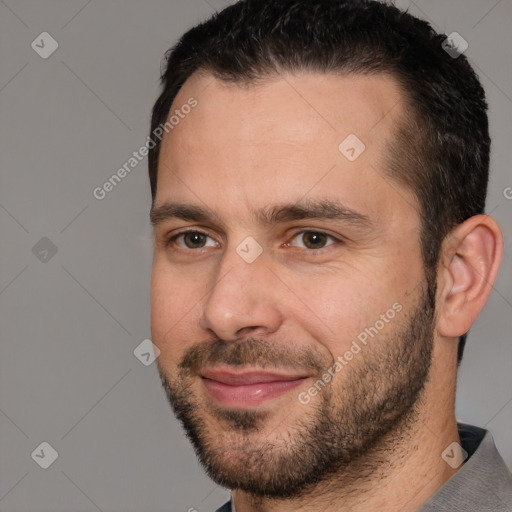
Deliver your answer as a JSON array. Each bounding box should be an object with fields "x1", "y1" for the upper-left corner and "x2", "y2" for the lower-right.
[{"x1": 232, "y1": 346, "x2": 461, "y2": 512}]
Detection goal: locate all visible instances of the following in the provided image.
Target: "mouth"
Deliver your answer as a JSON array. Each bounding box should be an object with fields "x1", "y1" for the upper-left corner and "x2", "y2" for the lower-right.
[{"x1": 200, "y1": 367, "x2": 311, "y2": 408}]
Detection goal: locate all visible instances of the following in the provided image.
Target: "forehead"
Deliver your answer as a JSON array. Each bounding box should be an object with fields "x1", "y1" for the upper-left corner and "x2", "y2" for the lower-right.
[{"x1": 155, "y1": 70, "x2": 418, "y2": 229}]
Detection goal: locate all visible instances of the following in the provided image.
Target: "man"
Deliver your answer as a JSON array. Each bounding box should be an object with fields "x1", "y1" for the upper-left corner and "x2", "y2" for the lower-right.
[{"x1": 148, "y1": 1, "x2": 511, "y2": 510}]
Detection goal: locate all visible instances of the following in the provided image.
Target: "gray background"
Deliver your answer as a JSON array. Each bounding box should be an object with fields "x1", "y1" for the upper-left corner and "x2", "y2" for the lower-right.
[{"x1": 0, "y1": 0, "x2": 510, "y2": 511}]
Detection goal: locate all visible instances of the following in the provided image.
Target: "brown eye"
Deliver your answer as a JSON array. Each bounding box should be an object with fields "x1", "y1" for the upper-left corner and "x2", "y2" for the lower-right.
[
  {"x1": 290, "y1": 231, "x2": 337, "y2": 250},
  {"x1": 183, "y1": 232, "x2": 207, "y2": 248},
  {"x1": 168, "y1": 231, "x2": 217, "y2": 249}
]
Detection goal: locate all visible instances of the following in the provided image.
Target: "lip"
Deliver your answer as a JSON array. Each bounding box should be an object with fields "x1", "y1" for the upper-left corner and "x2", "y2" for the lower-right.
[
  {"x1": 200, "y1": 367, "x2": 311, "y2": 408},
  {"x1": 201, "y1": 368, "x2": 310, "y2": 385}
]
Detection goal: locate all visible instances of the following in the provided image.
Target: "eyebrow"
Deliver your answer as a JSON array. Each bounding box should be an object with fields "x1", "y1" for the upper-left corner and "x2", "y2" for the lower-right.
[{"x1": 150, "y1": 198, "x2": 372, "y2": 229}]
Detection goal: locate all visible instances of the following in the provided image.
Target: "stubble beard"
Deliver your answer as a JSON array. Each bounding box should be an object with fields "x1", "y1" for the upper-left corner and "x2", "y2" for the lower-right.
[{"x1": 157, "y1": 283, "x2": 435, "y2": 499}]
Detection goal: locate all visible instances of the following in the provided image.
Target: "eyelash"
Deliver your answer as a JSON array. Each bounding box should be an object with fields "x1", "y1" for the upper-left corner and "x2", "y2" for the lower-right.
[{"x1": 165, "y1": 229, "x2": 341, "y2": 252}]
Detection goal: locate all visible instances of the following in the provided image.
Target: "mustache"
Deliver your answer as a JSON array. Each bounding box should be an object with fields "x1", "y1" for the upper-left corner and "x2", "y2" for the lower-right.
[{"x1": 178, "y1": 337, "x2": 327, "y2": 376}]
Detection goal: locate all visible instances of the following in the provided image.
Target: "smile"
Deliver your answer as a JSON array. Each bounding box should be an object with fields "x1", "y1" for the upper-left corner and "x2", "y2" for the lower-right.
[{"x1": 200, "y1": 368, "x2": 311, "y2": 408}]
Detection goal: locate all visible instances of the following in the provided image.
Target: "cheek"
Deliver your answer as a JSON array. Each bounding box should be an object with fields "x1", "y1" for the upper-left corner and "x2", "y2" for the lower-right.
[
  {"x1": 289, "y1": 271, "x2": 404, "y2": 357},
  {"x1": 287, "y1": 276, "x2": 365, "y2": 351},
  {"x1": 150, "y1": 261, "x2": 203, "y2": 359}
]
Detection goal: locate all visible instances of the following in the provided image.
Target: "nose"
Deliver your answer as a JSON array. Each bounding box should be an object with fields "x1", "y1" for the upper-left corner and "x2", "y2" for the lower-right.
[{"x1": 199, "y1": 246, "x2": 282, "y2": 341}]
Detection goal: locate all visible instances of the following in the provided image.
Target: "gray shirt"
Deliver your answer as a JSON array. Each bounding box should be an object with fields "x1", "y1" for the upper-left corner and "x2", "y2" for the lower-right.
[{"x1": 214, "y1": 423, "x2": 512, "y2": 511}]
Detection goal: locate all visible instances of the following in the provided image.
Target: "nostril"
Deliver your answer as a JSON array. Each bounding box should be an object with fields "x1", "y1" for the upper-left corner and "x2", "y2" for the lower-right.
[{"x1": 234, "y1": 326, "x2": 270, "y2": 340}]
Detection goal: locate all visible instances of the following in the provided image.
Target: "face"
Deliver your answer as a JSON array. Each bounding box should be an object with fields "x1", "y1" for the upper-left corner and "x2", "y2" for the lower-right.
[{"x1": 150, "y1": 71, "x2": 435, "y2": 497}]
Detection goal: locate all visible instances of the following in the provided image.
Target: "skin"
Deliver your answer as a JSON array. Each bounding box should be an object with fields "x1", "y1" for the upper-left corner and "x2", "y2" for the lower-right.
[{"x1": 150, "y1": 71, "x2": 503, "y2": 511}]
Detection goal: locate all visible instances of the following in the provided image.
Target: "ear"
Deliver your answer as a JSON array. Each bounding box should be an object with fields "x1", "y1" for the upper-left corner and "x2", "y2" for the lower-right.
[{"x1": 436, "y1": 215, "x2": 503, "y2": 338}]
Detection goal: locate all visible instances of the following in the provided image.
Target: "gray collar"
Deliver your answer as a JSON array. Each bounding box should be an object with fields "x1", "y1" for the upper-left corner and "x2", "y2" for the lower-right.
[
  {"x1": 215, "y1": 423, "x2": 512, "y2": 512},
  {"x1": 419, "y1": 423, "x2": 512, "y2": 511}
]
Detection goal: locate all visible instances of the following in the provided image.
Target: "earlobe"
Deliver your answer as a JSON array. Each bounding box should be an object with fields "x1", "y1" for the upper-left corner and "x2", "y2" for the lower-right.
[{"x1": 436, "y1": 215, "x2": 503, "y2": 338}]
